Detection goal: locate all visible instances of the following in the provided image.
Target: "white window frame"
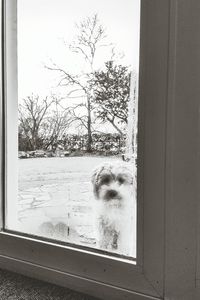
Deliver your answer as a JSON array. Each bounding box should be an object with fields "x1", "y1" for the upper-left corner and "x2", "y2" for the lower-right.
[{"x1": 0, "y1": 1, "x2": 199, "y2": 300}]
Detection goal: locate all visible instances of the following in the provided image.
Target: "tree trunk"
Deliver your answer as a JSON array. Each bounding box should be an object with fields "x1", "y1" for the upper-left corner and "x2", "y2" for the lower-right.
[
  {"x1": 107, "y1": 117, "x2": 124, "y2": 136},
  {"x1": 87, "y1": 96, "x2": 92, "y2": 152}
]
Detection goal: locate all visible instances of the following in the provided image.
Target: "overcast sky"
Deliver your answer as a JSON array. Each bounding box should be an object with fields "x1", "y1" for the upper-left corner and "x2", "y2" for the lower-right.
[{"x1": 18, "y1": 0, "x2": 141, "y2": 100}]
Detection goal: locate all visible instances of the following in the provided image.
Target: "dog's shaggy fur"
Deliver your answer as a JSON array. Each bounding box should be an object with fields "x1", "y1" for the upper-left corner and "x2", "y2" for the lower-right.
[{"x1": 91, "y1": 162, "x2": 136, "y2": 256}]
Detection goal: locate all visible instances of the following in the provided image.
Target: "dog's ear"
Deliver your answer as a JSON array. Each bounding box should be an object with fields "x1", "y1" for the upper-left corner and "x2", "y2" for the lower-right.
[{"x1": 91, "y1": 166, "x2": 102, "y2": 199}]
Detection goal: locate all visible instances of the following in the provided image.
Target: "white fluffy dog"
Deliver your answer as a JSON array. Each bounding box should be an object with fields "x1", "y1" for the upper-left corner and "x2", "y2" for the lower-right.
[{"x1": 91, "y1": 161, "x2": 136, "y2": 256}]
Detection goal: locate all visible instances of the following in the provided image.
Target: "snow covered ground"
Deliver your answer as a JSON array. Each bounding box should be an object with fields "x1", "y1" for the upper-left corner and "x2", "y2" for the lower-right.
[{"x1": 17, "y1": 156, "x2": 136, "y2": 258}]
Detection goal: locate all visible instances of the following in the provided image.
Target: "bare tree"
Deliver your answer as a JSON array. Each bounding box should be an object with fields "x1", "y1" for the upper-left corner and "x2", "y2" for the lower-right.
[
  {"x1": 18, "y1": 95, "x2": 72, "y2": 151},
  {"x1": 18, "y1": 95, "x2": 55, "y2": 150},
  {"x1": 45, "y1": 14, "x2": 108, "y2": 152},
  {"x1": 41, "y1": 97, "x2": 73, "y2": 150}
]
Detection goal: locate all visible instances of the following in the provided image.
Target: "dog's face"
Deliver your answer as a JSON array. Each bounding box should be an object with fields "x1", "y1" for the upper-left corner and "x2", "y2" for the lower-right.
[{"x1": 91, "y1": 162, "x2": 133, "y2": 202}]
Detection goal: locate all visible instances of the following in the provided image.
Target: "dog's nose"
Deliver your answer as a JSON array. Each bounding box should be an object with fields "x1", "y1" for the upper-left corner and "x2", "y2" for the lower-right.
[{"x1": 106, "y1": 190, "x2": 118, "y2": 199}]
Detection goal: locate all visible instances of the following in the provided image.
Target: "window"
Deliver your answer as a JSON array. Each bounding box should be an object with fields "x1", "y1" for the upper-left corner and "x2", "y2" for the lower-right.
[
  {"x1": 0, "y1": 1, "x2": 199, "y2": 300},
  {"x1": 6, "y1": 0, "x2": 140, "y2": 260}
]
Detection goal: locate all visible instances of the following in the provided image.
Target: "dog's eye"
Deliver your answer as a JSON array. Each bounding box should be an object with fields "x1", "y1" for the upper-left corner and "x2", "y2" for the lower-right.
[
  {"x1": 118, "y1": 177, "x2": 125, "y2": 184},
  {"x1": 101, "y1": 176, "x2": 111, "y2": 185}
]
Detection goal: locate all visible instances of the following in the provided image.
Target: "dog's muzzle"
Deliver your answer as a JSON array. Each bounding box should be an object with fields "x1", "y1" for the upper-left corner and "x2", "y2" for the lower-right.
[{"x1": 104, "y1": 189, "x2": 121, "y2": 201}]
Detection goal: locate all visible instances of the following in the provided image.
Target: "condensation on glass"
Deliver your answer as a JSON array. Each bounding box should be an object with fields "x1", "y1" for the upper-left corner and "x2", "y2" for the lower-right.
[{"x1": 5, "y1": 0, "x2": 140, "y2": 259}]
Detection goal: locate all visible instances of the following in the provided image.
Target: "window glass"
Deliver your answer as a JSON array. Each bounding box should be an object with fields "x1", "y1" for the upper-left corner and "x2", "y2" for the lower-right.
[{"x1": 6, "y1": 0, "x2": 140, "y2": 259}]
